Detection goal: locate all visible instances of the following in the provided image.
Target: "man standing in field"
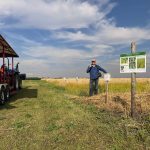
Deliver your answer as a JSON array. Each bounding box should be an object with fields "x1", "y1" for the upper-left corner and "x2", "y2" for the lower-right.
[{"x1": 87, "y1": 59, "x2": 107, "y2": 96}]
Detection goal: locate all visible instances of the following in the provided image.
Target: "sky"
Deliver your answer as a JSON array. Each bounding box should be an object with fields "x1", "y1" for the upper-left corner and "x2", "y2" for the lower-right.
[{"x1": 0, "y1": 0, "x2": 150, "y2": 78}]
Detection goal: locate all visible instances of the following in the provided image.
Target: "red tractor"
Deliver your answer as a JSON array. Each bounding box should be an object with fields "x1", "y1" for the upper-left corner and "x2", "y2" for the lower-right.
[{"x1": 0, "y1": 35, "x2": 26, "y2": 104}]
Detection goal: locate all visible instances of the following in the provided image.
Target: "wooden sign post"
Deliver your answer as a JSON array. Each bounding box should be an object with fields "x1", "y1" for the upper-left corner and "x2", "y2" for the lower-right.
[
  {"x1": 120, "y1": 42, "x2": 146, "y2": 118},
  {"x1": 104, "y1": 73, "x2": 111, "y2": 103},
  {"x1": 105, "y1": 81, "x2": 109, "y2": 103},
  {"x1": 131, "y1": 42, "x2": 136, "y2": 118}
]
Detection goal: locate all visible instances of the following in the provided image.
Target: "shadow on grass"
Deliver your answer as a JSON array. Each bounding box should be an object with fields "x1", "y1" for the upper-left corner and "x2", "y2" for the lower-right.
[
  {"x1": 11, "y1": 88, "x2": 38, "y2": 100},
  {"x1": 0, "y1": 103, "x2": 17, "y2": 110},
  {"x1": 0, "y1": 87, "x2": 38, "y2": 110}
]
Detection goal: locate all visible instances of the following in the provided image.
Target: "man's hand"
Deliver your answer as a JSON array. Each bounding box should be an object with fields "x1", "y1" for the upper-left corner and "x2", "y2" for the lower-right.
[{"x1": 89, "y1": 64, "x2": 95, "y2": 68}]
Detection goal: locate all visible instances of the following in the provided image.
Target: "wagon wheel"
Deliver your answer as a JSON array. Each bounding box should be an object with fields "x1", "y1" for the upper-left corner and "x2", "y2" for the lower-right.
[
  {"x1": 5, "y1": 86, "x2": 10, "y2": 101},
  {"x1": 14, "y1": 75, "x2": 19, "y2": 90},
  {"x1": 0, "y1": 88, "x2": 5, "y2": 105}
]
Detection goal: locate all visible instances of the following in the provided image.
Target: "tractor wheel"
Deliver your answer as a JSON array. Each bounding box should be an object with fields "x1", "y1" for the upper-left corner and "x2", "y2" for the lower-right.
[
  {"x1": 5, "y1": 86, "x2": 10, "y2": 101},
  {"x1": 0, "y1": 88, "x2": 5, "y2": 105}
]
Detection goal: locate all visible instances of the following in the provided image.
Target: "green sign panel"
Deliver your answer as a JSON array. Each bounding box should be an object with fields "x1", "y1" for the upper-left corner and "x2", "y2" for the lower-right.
[{"x1": 120, "y1": 52, "x2": 146, "y2": 73}]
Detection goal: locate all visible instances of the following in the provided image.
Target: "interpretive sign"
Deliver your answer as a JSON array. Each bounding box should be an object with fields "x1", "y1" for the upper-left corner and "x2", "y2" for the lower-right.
[{"x1": 120, "y1": 52, "x2": 146, "y2": 73}]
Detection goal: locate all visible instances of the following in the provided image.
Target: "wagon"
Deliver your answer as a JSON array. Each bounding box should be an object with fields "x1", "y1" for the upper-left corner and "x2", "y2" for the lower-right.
[{"x1": 0, "y1": 35, "x2": 26, "y2": 104}]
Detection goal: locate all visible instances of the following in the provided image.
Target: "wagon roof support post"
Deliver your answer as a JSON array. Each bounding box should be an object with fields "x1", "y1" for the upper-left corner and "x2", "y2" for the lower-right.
[
  {"x1": 12, "y1": 57, "x2": 14, "y2": 83},
  {"x1": 12, "y1": 57, "x2": 14, "y2": 70},
  {"x1": 3, "y1": 45, "x2": 5, "y2": 82}
]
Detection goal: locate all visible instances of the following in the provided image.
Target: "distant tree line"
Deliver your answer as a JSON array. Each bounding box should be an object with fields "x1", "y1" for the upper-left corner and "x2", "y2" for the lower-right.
[{"x1": 26, "y1": 77, "x2": 41, "y2": 80}]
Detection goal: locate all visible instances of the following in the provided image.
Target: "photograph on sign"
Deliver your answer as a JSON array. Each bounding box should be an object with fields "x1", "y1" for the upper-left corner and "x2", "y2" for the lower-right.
[
  {"x1": 120, "y1": 52, "x2": 146, "y2": 73},
  {"x1": 137, "y1": 56, "x2": 145, "y2": 69},
  {"x1": 121, "y1": 57, "x2": 128, "y2": 64},
  {"x1": 129, "y1": 57, "x2": 136, "y2": 69}
]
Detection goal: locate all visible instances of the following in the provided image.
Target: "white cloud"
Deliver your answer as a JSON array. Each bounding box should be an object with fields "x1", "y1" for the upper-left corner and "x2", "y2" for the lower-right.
[
  {"x1": 1, "y1": 0, "x2": 150, "y2": 46},
  {"x1": 97, "y1": 26, "x2": 150, "y2": 45},
  {"x1": 19, "y1": 58, "x2": 52, "y2": 77},
  {"x1": 0, "y1": 0, "x2": 109, "y2": 29},
  {"x1": 53, "y1": 31, "x2": 96, "y2": 42},
  {"x1": 0, "y1": 48, "x2": 113, "y2": 77},
  {"x1": 22, "y1": 44, "x2": 113, "y2": 61},
  {"x1": 53, "y1": 26, "x2": 150, "y2": 46},
  {"x1": 17, "y1": 43, "x2": 114, "y2": 77},
  {"x1": 19, "y1": 57, "x2": 89, "y2": 77}
]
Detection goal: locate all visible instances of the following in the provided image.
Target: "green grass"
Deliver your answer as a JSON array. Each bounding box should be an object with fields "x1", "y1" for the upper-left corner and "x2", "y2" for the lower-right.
[{"x1": 0, "y1": 80, "x2": 149, "y2": 150}]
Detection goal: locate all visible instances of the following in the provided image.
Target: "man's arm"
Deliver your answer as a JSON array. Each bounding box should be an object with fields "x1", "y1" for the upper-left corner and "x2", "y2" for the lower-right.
[
  {"x1": 86, "y1": 65, "x2": 92, "y2": 73},
  {"x1": 97, "y1": 65, "x2": 107, "y2": 73}
]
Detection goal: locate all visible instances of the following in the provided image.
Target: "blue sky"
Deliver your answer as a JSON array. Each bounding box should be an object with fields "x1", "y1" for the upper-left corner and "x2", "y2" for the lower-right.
[{"x1": 0, "y1": 0, "x2": 150, "y2": 77}]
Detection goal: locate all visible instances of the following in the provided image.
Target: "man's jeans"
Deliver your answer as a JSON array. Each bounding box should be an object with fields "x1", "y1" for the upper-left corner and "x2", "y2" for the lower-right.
[{"x1": 89, "y1": 78, "x2": 99, "y2": 96}]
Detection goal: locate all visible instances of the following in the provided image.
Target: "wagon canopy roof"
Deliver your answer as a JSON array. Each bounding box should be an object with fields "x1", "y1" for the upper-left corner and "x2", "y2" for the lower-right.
[{"x1": 0, "y1": 35, "x2": 19, "y2": 57}]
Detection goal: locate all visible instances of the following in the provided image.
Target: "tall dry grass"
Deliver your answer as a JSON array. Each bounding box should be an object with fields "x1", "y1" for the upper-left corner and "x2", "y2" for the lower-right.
[
  {"x1": 43, "y1": 78, "x2": 150, "y2": 94},
  {"x1": 43, "y1": 78, "x2": 150, "y2": 117}
]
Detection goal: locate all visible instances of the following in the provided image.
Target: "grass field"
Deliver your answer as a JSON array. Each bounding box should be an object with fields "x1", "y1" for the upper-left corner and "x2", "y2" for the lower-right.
[{"x1": 0, "y1": 79, "x2": 150, "y2": 150}]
